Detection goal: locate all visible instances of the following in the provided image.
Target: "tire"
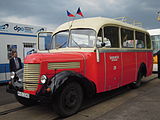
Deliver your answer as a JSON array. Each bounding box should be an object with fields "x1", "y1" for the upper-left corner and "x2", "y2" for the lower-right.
[
  {"x1": 131, "y1": 70, "x2": 143, "y2": 88},
  {"x1": 53, "y1": 82, "x2": 83, "y2": 117},
  {"x1": 15, "y1": 94, "x2": 37, "y2": 106}
]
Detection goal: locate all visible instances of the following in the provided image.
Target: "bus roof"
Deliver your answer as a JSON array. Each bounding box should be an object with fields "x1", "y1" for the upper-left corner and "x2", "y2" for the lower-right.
[
  {"x1": 54, "y1": 17, "x2": 147, "y2": 34},
  {"x1": 148, "y1": 29, "x2": 160, "y2": 36}
]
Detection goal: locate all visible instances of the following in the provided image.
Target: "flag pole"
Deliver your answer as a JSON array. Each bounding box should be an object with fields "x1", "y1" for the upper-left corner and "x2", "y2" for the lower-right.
[
  {"x1": 66, "y1": 10, "x2": 76, "y2": 47},
  {"x1": 66, "y1": 7, "x2": 84, "y2": 46}
]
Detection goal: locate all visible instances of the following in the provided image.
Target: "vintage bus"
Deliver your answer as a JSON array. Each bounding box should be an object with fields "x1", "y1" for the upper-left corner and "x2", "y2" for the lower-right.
[
  {"x1": 7, "y1": 17, "x2": 153, "y2": 117},
  {"x1": 148, "y1": 29, "x2": 160, "y2": 72}
]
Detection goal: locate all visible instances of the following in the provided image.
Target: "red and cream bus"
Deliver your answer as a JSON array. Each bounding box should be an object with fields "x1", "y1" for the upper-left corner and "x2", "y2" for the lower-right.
[{"x1": 7, "y1": 17, "x2": 153, "y2": 117}]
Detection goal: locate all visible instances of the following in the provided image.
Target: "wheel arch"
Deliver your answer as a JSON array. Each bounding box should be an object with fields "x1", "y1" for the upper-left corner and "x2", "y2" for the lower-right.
[
  {"x1": 139, "y1": 62, "x2": 147, "y2": 77},
  {"x1": 49, "y1": 71, "x2": 96, "y2": 98}
]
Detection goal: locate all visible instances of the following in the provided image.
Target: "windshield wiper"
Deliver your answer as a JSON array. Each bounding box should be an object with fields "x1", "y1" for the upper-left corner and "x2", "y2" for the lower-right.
[
  {"x1": 72, "y1": 39, "x2": 81, "y2": 49},
  {"x1": 57, "y1": 41, "x2": 67, "y2": 48}
]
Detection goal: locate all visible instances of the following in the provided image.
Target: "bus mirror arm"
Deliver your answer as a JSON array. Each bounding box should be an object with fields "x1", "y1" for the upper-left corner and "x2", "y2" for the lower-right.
[{"x1": 96, "y1": 48, "x2": 100, "y2": 62}]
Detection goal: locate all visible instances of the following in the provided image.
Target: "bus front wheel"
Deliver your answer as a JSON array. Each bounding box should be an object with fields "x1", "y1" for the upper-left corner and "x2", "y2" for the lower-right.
[{"x1": 53, "y1": 82, "x2": 83, "y2": 117}]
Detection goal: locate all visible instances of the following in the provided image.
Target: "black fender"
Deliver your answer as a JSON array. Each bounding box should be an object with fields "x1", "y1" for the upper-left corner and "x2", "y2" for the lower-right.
[{"x1": 48, "y1": 71, "x2": 96, "y2": 97}]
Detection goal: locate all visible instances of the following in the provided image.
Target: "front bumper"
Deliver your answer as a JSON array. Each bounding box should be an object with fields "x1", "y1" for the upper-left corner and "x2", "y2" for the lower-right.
[{"x1": 6, "y1": 83, "x2": 52, "y2": 102}]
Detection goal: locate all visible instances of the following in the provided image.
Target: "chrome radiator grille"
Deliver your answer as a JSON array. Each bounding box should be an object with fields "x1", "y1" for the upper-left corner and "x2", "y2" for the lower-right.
[{"x1": 23, "y1": 64, "x2": 40, "y2": 91}]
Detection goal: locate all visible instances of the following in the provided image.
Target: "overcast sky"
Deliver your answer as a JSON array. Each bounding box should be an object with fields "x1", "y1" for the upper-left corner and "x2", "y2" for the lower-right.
[{"x1": 0, "y1": 0, "x2": 160, "y2": 31}]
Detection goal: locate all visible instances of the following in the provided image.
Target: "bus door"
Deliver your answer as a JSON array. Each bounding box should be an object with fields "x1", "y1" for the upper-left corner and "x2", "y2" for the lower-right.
[
  {"x1": 103, "y1": 26, "x2": 122, "y2": 90},
  {"x1": 105, "y1": 52, "x2": 122, "y2": 89},
  {"x1": 121, "y1": 28, "x2": 137, "y2": 85}
]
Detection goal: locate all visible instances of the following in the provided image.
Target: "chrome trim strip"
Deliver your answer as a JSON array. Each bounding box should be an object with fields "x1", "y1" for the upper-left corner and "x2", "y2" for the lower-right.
[
  {"x1": 48, "y1": 62, "x2": 80, "y2": 70},
  {"x1": 104, "y1": 53, "x2": 107, "y2": 90},
  {"x1": 99, "y1": 48, "x2": 152, "y2": 53},
  {"x1": 120, "y1": 52, "x2": 123, "y2": 86}
]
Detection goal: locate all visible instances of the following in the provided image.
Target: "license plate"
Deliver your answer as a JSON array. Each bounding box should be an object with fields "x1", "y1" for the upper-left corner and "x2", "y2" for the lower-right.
[{"x1": 17, "y1": 91, "x2": 30, "y2": 99}]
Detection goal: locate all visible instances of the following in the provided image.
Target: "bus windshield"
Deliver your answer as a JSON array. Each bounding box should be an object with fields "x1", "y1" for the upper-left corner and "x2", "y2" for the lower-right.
[
  {"x1": 69, "y1": 29, "x2": 96, "y2": 48},
  {"x1": 38, "y1": 29, "x2": 96, "y2": 50}
]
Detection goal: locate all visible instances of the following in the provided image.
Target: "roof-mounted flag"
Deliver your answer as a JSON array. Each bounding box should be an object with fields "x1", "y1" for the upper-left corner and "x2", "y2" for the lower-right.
[
  {"x1": 76, "y1": 7, "x2": 84, "y2": 17},
  {"x1": 67, "y1": 10, "x2": 75, "y2": 17}
]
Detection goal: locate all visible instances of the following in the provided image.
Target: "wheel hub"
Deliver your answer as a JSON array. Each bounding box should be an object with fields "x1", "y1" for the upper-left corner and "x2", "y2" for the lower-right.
[{"x1": 65, "y1": 91, "x2": 78, "y2": 108}]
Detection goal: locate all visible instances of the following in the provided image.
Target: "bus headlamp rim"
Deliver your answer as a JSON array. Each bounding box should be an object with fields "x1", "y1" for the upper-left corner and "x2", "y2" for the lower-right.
[
  {"x1": 11, "y1": 72, "x2": 16, "y2": 79},
  {"x1": 40, "y1": 75, "x2": 47, "y2": 84}
]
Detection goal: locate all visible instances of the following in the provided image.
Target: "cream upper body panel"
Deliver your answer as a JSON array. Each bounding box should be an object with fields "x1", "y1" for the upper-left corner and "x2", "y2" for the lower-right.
[{"x1": 53, "y1": 17, "x2": 147, "y2": 34}]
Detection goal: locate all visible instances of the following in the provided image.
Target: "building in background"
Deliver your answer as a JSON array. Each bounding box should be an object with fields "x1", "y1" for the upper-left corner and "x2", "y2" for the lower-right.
[{"x1": 0, "y1": 22, "x2": 46, "y2": 83}]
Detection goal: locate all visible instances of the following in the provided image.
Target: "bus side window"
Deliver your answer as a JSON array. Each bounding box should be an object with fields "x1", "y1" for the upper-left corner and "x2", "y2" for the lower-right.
[
  {"x1": 136, "y1": 31, "x2": 145, "y2": 48},
  {"x1": 121, "y1": 28, "x2": 134, "y2": 48},
  {"x1": 146, "y1": 34, "x2": 151, "y2": 49},
  {"x1": 104, "y1": 26, "x2": 119, "y2": 48}
]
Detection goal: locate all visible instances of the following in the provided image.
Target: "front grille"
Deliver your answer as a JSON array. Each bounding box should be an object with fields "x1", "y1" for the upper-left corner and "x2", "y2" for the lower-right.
[{"x1": 23, "y1": 64, "x2": 40, "y2": 91}]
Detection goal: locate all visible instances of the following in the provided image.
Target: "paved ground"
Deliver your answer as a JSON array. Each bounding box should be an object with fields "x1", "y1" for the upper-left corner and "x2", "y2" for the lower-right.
[
  {"x1": 0, "y1": 85, "x2": 16, "y2": 106},
  {"x1": 94, "y1": 75, "x2": 160, "y2": 120},
  {"x1": 0, "y1": 74, "x2": 159, "y2": 120}
]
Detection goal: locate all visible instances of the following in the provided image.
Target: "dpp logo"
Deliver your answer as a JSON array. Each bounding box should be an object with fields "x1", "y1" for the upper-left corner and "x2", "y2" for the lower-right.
[
  {"x1": 14, "y1": 25, "x2": 33, "y2": 33},
  {"x1": 14, "y1": 25, "x2": 24, "y2": 32},
  {"x1": 0, "y1": 24, "x2": 9, "y2": 30}
]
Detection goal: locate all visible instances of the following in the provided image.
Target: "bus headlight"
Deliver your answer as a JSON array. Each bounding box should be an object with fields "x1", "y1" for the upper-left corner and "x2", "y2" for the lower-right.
[
  {"x1": 40, "y1": 75, "x2": 47, "y2": 84},
  {"x1": 10, "y1": 72, "x2": 15, "y2": 79}
]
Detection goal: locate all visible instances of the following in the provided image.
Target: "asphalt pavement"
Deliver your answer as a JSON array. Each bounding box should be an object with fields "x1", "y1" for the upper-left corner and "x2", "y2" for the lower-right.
[
  {"x1": 0, "y1": 85, "x2": 16, "y2": 106},
  {"x1": 93, "y1": 75, "x2": 160, "y2": 120}
]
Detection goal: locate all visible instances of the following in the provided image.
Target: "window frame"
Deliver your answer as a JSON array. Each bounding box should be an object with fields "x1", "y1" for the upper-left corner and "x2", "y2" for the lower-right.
[
  {"x1": 135, "y1": 31, "x2": 146, "y2": 49},
  {"x1": 121, "y1": 27, "x2": 134, "y2": 48},
  {"x1": 97, "y1": 25, "x2": 120, "y2": 48},
  {"x1": 96, "y1": 25, "x2": 151, "y2": 50},
  {"x1": 146, "y1": 33, "x2": 152, "y2": 49}
]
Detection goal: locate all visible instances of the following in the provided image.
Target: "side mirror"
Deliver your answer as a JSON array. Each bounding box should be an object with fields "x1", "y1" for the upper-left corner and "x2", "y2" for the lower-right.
[{"x1": 101, "y1": 42, "x2": 106, "y2": 47}]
